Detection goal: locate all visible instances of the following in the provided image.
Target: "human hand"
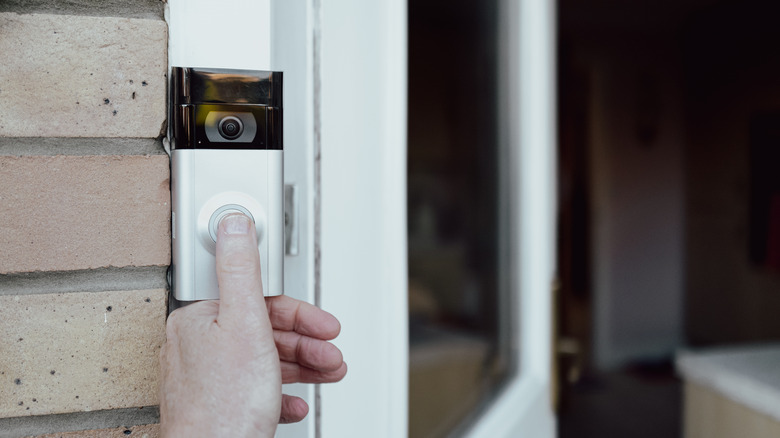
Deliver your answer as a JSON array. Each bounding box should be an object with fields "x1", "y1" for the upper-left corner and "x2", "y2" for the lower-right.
[
  {"x1": 159, "y1": 213, "x2": 346, "y2": 437},
  {"x1": 266, "y1": 294, "x2": 347, "y2": 423}
]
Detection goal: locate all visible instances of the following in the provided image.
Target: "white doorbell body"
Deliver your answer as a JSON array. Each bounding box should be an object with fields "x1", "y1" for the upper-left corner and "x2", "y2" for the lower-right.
[{"x1": 170, "y1": 67, "x2": 284, "y2": 300}]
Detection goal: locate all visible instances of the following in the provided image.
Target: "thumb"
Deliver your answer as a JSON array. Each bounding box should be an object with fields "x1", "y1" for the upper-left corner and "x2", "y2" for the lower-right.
[{"x1": 215, "y1": 213, "x2": 267, "y2": 326}]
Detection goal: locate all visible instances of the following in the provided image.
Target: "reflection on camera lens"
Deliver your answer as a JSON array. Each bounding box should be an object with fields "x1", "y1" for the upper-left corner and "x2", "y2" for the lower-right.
[{"x1": 218, "y1": 116, "x2": 244, "y2": 140}]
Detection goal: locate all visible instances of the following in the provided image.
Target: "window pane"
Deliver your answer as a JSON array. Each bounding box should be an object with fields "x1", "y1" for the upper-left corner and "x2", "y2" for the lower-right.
[{"x1": 407, "y1": 0, "x2": 511, "y2": 436}]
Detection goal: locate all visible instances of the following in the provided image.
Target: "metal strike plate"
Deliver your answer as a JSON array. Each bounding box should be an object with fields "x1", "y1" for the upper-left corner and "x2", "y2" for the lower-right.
[{"x1": 284, "y1": 184, "x2": 299, "y2": 256}]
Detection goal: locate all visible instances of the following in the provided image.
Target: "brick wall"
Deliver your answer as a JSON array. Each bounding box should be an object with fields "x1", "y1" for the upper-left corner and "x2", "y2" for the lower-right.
[{"x1": 0, "y1": 2, "x2": 169, "y2": 437}]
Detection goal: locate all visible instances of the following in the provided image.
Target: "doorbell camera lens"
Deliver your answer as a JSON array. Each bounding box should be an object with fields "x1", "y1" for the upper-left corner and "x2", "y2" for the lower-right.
[{"x1": 218, "y1": 116, "x2": 243, "y2": 140}]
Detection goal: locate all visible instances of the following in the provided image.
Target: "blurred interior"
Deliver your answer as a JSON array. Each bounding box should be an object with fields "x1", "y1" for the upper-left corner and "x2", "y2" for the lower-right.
[
  {"x1": 407, "y1": 0, "x2": 780, "y2": 436},
  {"x1": 557, "y1": 0, "x2": 780, "y2": 436}
]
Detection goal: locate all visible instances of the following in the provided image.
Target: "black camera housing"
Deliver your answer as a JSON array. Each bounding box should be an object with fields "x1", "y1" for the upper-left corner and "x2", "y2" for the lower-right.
[{"x1": 169, "y1": 67, "x2": 283, "y2": 150}]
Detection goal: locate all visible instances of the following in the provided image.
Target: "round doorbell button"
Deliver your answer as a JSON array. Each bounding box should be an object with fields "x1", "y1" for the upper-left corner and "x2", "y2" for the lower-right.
[
  {"x1": 208, "y1": 204, "x2": 255, "y2": 243},
  {"x1": 197, "y1": 191, "x2": 267, "y2": 255}
]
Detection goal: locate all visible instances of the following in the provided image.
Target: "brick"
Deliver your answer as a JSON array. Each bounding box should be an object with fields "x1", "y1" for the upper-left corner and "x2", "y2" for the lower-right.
[
  {"x1": 0, "y1": 155, "x2": 170, "y2": 274},
  {"x1": 30, "y1": 424, "x2": 159, "y2": 438},
  {"x1": 0, "y1": 1, "x2": 165, "y2": 20},
  {"x1": 0, "y1": 13, "x2": 166, "y2": 137},
  {"x1": 0, "y1": 289, "x2": 166, "y2": 418}
]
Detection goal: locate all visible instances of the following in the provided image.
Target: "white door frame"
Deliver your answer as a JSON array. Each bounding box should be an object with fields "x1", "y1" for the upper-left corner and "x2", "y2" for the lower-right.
[
  {"x1": 167, "y1": 1, "x2": 318, "y2": 436},
  {"x1": 167, "y1": 1, "x2": 409, "y2": 436},
  {"x1": 316, "y1": 1, "x2": 409, "y2": 436}
]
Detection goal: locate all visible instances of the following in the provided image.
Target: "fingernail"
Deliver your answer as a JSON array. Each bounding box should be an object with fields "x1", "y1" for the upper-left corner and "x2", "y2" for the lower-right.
[{"x1": 221, "y1": 213, "x2": 252, "y2": 235}]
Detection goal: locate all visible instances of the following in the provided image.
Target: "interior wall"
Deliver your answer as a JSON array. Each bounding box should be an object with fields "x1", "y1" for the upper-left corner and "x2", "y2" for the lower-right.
[
  {"x1": 584, "y1": 36, "x2": 686, "y2": 369},
  {"x1": 684, "y1": 3, "x2": 780, "y2": 345}
]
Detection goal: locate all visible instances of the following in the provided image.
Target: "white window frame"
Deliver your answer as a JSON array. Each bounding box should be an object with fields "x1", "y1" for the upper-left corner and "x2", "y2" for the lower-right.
[{"x1": 464, "y1": 1, "x2": 557, "y2": 435}]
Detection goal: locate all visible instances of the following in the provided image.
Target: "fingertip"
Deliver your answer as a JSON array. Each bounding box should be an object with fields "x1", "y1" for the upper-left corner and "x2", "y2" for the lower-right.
[
  {"x1": 333, "y1": 320, "x2": 342, "y2": 338},
  {"x1": 322, "y1": 342, "x2": 345, "y2": 371},
  {"x1": 335, "y1": 361, "x2": 348, "y2": 382},
  {"x1": 279, "y1": 395, "x2": 310, "y2": 424},
  {"x1": 215, "y1": 213, "x2": 259, "y2": 273},
  {"x1": 310, "y1": 307, "x2": 342, "y2": 341},
  {"x1": 266, "y1": 295, "x2": 342, "y2": 339},
  {"x1": 324, "y1": 311, "x2": 342, "y2": 339},
  {"x1": 218, "y1": 212, "x2": 255, "y2": 238}
]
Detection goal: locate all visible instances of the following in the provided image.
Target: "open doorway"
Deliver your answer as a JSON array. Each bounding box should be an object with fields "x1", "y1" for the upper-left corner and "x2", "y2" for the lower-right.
[{"x1": 556, "y1": 0, "x2": 780, "y2": 436}]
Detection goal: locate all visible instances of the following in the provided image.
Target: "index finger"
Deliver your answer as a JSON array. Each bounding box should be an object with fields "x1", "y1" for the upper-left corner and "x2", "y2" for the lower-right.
[{"x1": 265, "y1": 295, "x2": 341, "y2": 340}]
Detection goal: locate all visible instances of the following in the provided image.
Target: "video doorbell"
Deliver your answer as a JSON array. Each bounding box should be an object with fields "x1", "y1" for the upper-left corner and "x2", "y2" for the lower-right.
[{"x1": 169, "y1": 67, "x2": 284, "y2": 300}]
